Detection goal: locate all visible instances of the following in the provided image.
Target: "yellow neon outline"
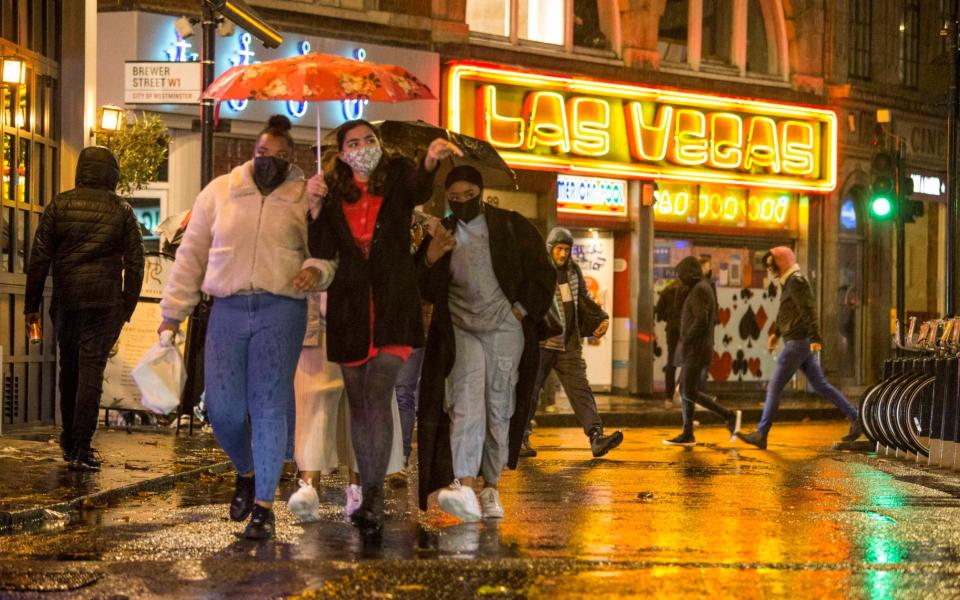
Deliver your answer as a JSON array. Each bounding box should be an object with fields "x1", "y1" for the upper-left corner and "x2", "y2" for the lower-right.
[
  {"x1": 671, "y1": 109, "x2": 709, "y2": 166},
  {"x1": 653, "y1": 189, "x2": 691, "y2": 219},
  {"x1": 568, "y1": 97, "x2": 610, "y2": 157},
  {"x1": 478, "y1": 85, "x2": 525, "y2": 149},
  {"x1": 779, "y1": 121, "x2": 816, "y2": 176},
  {"x1": 625, "y1": 103, "x2": 672, "y2": 162},
  {"x1": 524, "y1": 91, "x2": 571, "y2": 152},
  {"x1": 743, "y1": 116, "x2": 781, "y2": 173},
  {"x1": 224, "y1": 2, "x2": 283, "y2": 46},
  {"x1": 708, "y1": 113, "x2": 744, "y2": 170}
]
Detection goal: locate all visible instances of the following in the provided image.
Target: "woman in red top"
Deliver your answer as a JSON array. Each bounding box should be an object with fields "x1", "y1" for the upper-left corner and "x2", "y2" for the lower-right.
[{"x1": 308, "y1": 119, "x2": 461, "y2": 539}]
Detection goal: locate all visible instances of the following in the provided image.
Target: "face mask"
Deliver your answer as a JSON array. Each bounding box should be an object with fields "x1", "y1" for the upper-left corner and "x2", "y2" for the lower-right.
[
  {"x1": 341, "y1": 145, "x2": 382, "y2": 176},
  {"x1": 448, "y1": 196, "x2": 483, "y2": 223},
  {"x1": 253, "y1": 156, "x2": 289, "y2": 192}
]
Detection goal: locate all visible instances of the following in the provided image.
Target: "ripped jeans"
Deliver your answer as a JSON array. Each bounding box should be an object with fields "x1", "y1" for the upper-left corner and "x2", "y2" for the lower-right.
[{"x1": 445, "y1": 316, "x2": 524, "y2": 485}]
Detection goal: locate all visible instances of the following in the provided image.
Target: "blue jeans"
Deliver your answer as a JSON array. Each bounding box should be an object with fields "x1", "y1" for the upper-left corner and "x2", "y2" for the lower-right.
[
  {"x1": 205, "y1": 293, "x2": 306, "y2": 503},
  {"x1": 758, "y1": 338, "x2": 857, "y2": 435},
  {"x1": 395, "y1": 346, "x2": 425, "y2": 461}
]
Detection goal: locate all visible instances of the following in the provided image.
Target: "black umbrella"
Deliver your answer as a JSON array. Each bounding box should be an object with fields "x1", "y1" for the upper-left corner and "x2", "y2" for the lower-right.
[{"x1": 320, "y1": 120, "x2": 518, "y2": 190}]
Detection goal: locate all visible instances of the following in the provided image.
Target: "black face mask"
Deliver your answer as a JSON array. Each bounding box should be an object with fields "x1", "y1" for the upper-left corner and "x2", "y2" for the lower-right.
[
  {"x1": 253, "y1": 156, "x2": 289, "y2": 193},
  {"x1": 448, "y1": 196, "x2": 483, "y2": 223}
]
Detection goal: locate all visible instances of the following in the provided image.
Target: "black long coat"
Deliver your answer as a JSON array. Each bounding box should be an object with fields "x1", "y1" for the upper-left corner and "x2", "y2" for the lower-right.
[
  {"x1": 308, "y1": 157, "x2": 434, "y2": 363},
  {"x1": 416, "y1": 204, "x2": 556, "y2": 509}
]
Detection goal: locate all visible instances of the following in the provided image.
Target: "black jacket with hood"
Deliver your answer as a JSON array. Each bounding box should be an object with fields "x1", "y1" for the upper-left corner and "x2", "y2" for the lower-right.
[
  {"x1": 25, "y1": 146, "x2": 145, "y2": 319},
  {"x1": 542, "y1": 227, "x2": 608, "y2": 351},
  {"x1": 676, "y1": 256, "x2": 716, "y2": 369}
]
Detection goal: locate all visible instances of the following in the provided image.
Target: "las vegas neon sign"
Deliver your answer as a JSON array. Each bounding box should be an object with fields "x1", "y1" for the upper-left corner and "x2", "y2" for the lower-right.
[{"x1": 446, "y1": 62, "x2": 837, "y2": 193}]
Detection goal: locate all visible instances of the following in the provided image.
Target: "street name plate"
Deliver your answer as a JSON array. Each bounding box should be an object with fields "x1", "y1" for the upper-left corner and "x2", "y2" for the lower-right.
[{"x1": 124, "y1": 61, "x2": 202, "y2": 104}]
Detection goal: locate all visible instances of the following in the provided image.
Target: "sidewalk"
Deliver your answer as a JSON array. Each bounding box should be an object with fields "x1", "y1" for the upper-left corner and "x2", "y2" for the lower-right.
[
  {"x1": 0, "y1": 428, "x2": 229, "y2": 531},
  {"x1": 534, "y1": 391, "x2": 857, "y2": 428}
]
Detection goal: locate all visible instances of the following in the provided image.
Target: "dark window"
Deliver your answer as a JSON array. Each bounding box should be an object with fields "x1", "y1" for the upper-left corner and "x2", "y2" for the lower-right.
[
  {"x1": 702, "y1": 0, "x2": 733, "y2": 64},
  {"x1": 849, "y1": 0, "x2": 871, "y2": 79},
  {"x1": 746, "y1": 0, "x2": 776, "y2": 74},
  {"x1": 1, "y1": 0, "x2": 17, "y2": 42},
  {"x1": 900, "y1": 0, "x2": 920, "y2": 88},
  {"x1": 658, "y1": 0, "x2": 689, "y2": 63}
]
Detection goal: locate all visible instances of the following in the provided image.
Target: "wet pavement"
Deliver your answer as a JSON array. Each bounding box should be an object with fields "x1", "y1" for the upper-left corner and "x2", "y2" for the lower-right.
[{"x1": 2, "y1": 423, "x2": 960, "y2": 598}]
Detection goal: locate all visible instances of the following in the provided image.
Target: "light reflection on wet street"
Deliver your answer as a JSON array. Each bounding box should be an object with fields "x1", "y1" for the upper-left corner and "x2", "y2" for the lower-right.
[{"x1": 2, "y1": 423, "x2": 960, "y2": 598}]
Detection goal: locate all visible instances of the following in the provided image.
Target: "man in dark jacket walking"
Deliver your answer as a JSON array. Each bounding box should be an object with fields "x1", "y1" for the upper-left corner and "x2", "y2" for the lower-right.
[
  {"x1": 25, "y1": 146, "x2": 144, "y2": 471},
  {"x1": 654, "y1": 279, "x2": 686, "y2": 400},
  {"x1": 521, "y1": 227, "x2": 623, "y2": 458},
  {"x1": 663, "y1": 256, "x2": 741, "y2": 446},
  {"x1": 737, "y1": 247, "x2": 861, "y2": 449}
]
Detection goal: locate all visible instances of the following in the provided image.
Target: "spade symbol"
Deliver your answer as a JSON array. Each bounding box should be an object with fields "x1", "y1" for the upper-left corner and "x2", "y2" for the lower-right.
[{"x1": 739, "y1": 306, "x2": 762, "y2": 341}]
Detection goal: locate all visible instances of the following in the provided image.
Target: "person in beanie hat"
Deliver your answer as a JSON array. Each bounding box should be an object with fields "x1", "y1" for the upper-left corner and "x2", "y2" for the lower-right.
[
  {"x1": 663, "y1": 256, "x2": 742, "y2": 446},
  {"x1": 520, "y1": 226, "x2": 623, "y2": 458},
  {"x1": 416, "y1": 165, "x2": 556, "y2": 522},
  {"x1": 737, "y1": 247, "x2": 862, "y2": 449}
]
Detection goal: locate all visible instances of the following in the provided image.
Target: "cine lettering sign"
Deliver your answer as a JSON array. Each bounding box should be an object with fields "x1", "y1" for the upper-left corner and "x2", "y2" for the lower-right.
[
  {"x1": 125, "y1": 61, "x2": 202, "y2": 104},
  {"x1": 446, "y1": 62, "x2": 837, "y2": 193},
  {"x1": 557, "y1": 175, "x2": 627, "y2": 217}
]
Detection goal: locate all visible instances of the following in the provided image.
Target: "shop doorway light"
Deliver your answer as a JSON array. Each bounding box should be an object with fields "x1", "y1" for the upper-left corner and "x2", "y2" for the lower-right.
[{"x1": 1, "y1": 57, "x2": 24, "y2": 86}]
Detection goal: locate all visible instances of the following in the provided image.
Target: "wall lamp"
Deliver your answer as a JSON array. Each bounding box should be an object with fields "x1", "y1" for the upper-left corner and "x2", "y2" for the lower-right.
[
  {"x1": 1, "y1": 57, "x2": 25, "y2": 86},
  {"x1": 96, "y1": 105, "x2": 127, "y2": 134}
]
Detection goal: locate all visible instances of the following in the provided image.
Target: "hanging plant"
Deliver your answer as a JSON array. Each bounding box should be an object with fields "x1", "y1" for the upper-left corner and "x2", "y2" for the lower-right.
[{"x1": 97, "y1": 112, "x2": 171, "y2": 196}]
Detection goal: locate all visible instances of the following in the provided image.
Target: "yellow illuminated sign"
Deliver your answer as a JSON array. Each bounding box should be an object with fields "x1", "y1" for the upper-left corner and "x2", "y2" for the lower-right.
[
  {"x1": 448, "y1": 62, "x2": 837, "y2": 193},
  {"x1": 653, "y1": 182, "x2": 795, "y2": 230}
]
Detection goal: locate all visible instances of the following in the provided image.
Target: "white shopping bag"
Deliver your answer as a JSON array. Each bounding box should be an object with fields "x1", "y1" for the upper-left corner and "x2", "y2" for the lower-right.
[{"x1": 132, "y1": 330, "x2": 185, "y2": 415}]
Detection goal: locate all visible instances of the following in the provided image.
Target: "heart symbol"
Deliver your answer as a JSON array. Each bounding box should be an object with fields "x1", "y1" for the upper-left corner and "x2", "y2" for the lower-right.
[
  {"x1": 717, "y1": 307, "x2": 732, "y2": 327},
  {"x1": 709, "y1": 351, "x2": 733, "y2": 382},
  {"x1": 747, "y1": 357, "x2": 762, "y2": 377}
]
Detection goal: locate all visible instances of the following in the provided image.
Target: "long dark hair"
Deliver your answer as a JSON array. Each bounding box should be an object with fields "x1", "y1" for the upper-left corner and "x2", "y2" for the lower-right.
[{"x1": 326, "y1": 119, "x2": 390, "y2": 203}]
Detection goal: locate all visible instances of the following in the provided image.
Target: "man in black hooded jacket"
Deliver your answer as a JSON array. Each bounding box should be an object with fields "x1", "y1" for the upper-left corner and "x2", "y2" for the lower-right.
[
  {"x1": 25, "y1": 146, "x2": 144, "y2": 471},
  {"x1": 663, "y1": 256, "x2": 741, "y2": 446}
]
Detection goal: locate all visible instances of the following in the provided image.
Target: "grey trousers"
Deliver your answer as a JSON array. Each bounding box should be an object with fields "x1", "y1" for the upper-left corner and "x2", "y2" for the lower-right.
[{"x1": 528, "y1": 339, "x2": 603, "y2": 437}]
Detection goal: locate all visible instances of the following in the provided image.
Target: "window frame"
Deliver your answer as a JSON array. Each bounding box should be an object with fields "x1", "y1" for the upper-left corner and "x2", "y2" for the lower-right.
[
  {"x1": 848, "y1": 0, "x2": 871, "y2": 80},
  {"x1": 899, "y1": 0, "x2": 920, "y2": 88}
]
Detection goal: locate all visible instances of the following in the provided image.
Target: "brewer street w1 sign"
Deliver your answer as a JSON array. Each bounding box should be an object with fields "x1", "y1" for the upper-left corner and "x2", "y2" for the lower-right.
[{"x1": 124, "y1": 61, "x2": 202, "y2": 104}]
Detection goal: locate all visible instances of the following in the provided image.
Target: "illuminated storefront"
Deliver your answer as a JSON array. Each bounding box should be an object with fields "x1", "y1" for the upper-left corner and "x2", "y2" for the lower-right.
[{"x1": 445, "y1": 61, "x2": 837, "y2": 392}]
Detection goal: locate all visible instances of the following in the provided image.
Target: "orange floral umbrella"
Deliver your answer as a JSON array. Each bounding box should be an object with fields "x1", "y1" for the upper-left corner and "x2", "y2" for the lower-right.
[{"x1": 205, "y1": 53, "x2": 435, "y2": 165}]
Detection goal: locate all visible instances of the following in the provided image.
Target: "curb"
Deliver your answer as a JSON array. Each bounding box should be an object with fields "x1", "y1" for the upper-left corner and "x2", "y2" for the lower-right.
[
  {"x1": 534, "y1": 407, "x2": 846, "y2": 428},
  {"x1": 0, "y1": 460, "x2": 233, "y2": 532}
]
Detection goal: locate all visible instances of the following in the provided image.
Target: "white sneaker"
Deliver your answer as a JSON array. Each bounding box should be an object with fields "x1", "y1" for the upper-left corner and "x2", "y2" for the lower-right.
[
  {"x1": 288, "y1": 479, "x2": 321, "y2": 522},
  {"x1": 478, "y1": 487, "x2": 504, "y2": 519},
  {"x1": 438, "y1": 479, "x2": 482, "y2": 522},
  {"x1": 345, "y1": 483, "x2": 363, "y2": 520}
]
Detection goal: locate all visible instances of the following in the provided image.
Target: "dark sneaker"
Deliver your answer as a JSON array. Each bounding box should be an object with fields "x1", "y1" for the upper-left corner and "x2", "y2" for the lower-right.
[
  {"x1": 726, "y1": 410, "x2": 743, "y2": 441},
  {"x1": 68, "y1": 445, "x2": 101, "y2": 471},
  {"x1": 230, "y1": 474, "x2": 256, "y2": 522},
  {"x1": 662, "y1": 432, "x2": 696, "y2": 447},
  {"x1": 590, "y1": 430, "x2": 624, "y2": 457},
  {"x1": 519, "y1": 438, "x2": 538, "y2": 458},
  {"x1": 841, "y1": 420, "x2": 863, "y2": 443},
  {"x1": 243, "y1": 505, "x2": 275, "y2": 540},
  {"x1": 737, "y1": 430, "x2": 768, "y2": 449}
]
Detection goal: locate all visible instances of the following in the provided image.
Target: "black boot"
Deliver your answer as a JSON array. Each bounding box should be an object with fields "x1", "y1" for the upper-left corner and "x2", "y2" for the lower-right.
[
  {"x1": 589, "y1": 428, "x2": 624, "y2": 457},
  {"x1": 230, "y1": 474, "x2": 256, "y2": 521},
  {"x1": 737, "y1": 430, "x2": 768, "y2": 449},
  {"x1": 68, "y1": 443, "x2": 101, "y2": 471},
  {"x1": 243, "y1": 505, "x2": 275, "y2": 540},
  {"x1": 59, "y1": 431, "x2": 73, "y2": 462},
  {"x1": 351, "y1": 485, "x2": 384, "y2": 540}
]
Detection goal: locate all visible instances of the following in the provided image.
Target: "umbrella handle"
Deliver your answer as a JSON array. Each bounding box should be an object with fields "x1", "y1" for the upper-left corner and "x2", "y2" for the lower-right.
[{"x1": 316, "y1": 110, "x2": 322, "y2": 170}]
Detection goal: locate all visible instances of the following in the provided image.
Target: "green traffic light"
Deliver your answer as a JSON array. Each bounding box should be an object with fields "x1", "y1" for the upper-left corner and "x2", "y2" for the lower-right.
[{"x1": 870, "y1": 195, "x2": 893, "y2": 219}]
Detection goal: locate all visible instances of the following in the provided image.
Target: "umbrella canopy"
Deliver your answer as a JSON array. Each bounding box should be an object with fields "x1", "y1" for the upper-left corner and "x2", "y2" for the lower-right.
[
  {"x1": 321, "y1": 120, "x2": 517, "y2": 191},
  {"x1": 203, "y1": 52, "x2": 435, "y2": 103}
]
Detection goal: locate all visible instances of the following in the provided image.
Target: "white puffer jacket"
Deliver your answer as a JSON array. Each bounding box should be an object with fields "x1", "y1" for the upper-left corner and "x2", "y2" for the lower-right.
[{"x1": 160, "y1": 161, "x2": 335, "y2": 323}]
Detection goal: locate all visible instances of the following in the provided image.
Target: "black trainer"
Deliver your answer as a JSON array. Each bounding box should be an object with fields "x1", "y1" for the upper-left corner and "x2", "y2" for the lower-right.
[
  {"x1": 737, "y1": 430, "x2": 768, "y2": 449},
  {"x1": 590, "y1": 429, "x2": 624, "y2": 457},
  {"x1": 243, "y1": 505, "x2": 275, "y2": 540},
  {"x1": 519, "y1": 437, "x2": 538, "y2": 458},
  {"x1": 230, "y1": 474, "x2": 256, "y2": 522},
  {"x1": 68, "y1": 444, "x2": 101, "y2": 471},
  {"x1": 841, "y1": 420, "x2": 864, "y2": 443},
  {"x1": 662, "y1": 432, "x2": 696, "y2": 447}
]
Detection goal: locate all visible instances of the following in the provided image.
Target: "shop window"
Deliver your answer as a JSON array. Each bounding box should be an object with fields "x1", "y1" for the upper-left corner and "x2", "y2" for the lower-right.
[
  {"x1": 18, "y1": 137, "x2": 28, "y2": 204},
  {"x1": 466, "y1": 0, "x2": 614, "y2": 51},
  {"x1": 657, "y1": 0, "x2": 689, "y2": 63},
  {"x1": 899, "y1": 0, "x2": 919, "y2": 88},
  {"x1": 840, "y1": 198, "x2": 858, "y2": 232},
  {"x1": 2, "y1": 133, "x2": 12, "y2": 203},
  {"x1": 849, "y1": 0, "x2": 871, "y2": 80},
  {"x1": 701, "y1": 0, "x2": 733, "y2": 64},
  {"x1": 18, "y1": 68, "x2": 30, "y2": 132}
]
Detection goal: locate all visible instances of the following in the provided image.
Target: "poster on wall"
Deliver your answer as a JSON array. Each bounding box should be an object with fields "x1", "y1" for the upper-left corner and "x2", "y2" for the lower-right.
[{"x1": 572, "y1": 233, "x2": 614, "y2": 390}]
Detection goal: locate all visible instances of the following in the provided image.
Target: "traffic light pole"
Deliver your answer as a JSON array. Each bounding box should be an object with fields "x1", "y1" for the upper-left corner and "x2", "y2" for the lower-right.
[
  {"x1": 200, "y1": 2, "x2": 216, "y2": 188},
  {"x1": 948, "y1": 0, "x2": 960, "y2": 315},
  {"x1": 896, "y1": 140, "x2": 906, "y2": 344}
]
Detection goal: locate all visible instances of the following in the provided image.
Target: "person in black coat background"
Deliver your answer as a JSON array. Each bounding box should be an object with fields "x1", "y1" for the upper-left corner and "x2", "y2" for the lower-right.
[
  {"x1": 662, "y1": 256, "x2": 740, "y2": 447},
  {"x1": 416, "y1": 166, "x2": 556, "y2": 521},
  {"x1": 308, "y1": 119, "x2": 461, "y2": 539},
  {"x1": 654, "y1": 279, "x2": 686, "y2": 400},
  {"x1": 25, "y1": 146, "x2": 144, "y2": 471}
]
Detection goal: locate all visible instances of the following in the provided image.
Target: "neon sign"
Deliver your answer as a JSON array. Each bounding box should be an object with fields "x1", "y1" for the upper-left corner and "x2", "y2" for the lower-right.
[
  {"x1": 342, "y1": 48, "x2": 369, "y2": 120},
  {"x1": 653, "y1": 182, "x2": 795, "y2": 229},
  {"x1": 227, "y1": 32, "x2": 256, "y2": 112},
  {"x1": 557, "y1": 175, "x2": 627, "y2": 217},
  {"x1": 165, "y1": 31, "x2": 198, "y2": 62},
  {"x1": 447, "y1": 62, "x2": 837, "y2": 193},
  {"x1": 286, "y1": 41, "x2": 311, "y2": 118}
]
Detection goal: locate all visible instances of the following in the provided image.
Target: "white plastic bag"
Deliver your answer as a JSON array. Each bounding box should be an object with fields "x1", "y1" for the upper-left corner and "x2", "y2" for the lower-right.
[
  {"x1": 288, "y1": 479, "x2": 321, "y2": 522},
  {"x1": 132, "y1": 330, "x2": 185, "y2": 415}
]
